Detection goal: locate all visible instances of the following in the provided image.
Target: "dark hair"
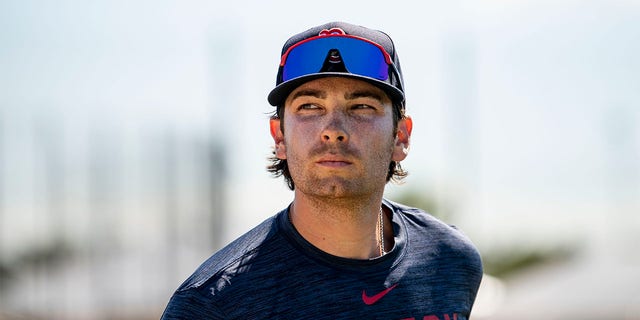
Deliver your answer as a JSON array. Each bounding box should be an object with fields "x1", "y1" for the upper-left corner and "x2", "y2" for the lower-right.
[{"x1": 267, "y1": 102, "x2": 408, "y2": 190}]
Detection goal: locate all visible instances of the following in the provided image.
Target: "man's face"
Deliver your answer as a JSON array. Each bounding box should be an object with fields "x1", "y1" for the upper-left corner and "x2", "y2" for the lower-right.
[{"x1": 270, "y1": 77, "x2": 411, "y2": 199}]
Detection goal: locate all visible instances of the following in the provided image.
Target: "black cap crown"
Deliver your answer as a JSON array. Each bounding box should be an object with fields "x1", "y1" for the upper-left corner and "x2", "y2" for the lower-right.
[{"x1": 267, "y1": 21, "x2": 405, "y2": 108}]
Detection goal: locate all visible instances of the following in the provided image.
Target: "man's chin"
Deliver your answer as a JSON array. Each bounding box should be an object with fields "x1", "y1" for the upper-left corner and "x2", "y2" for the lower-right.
[{"x1": 297, "y1": 177, "x2": 365, "y2": 199}]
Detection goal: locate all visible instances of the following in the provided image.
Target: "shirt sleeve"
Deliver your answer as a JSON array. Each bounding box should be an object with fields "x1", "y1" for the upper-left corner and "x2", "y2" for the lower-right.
[{"x1": 160, "y1": 288, "x2": 227, "y2": 320}]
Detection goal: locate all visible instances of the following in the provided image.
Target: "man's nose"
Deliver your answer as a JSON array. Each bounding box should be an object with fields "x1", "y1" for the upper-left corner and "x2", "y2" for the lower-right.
[{"x1": 321, "y1": 113, "x2": 348, "y2": 143}]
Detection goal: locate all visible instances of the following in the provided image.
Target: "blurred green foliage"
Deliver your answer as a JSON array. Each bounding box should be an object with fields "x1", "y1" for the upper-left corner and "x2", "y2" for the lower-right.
[
  {"x1": 481, "y1": 245, "x2": 578, "y2": 278},
  {"x1": 0, "y1": 238, "x2": 73, "y2": 293}
]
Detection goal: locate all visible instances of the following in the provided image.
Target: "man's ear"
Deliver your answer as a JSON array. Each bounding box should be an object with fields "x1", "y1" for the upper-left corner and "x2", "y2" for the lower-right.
[
  {"x1": 270, "y1": 118, "x2": 287, "y2": 160},
  {"x1": 392, "y1": 116, "x2": 412, "y2": 161}
]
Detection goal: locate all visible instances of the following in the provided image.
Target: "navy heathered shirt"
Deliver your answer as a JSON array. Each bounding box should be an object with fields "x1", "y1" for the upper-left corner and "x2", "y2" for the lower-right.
[{"x1": 161, "y1": 199, "x2": 483, "y2": 320}]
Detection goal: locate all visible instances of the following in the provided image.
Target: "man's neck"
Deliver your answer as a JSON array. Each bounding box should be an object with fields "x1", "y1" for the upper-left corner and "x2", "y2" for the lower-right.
[{"x1": 289, "y1": 191, "x2": 391, "y2": 259}]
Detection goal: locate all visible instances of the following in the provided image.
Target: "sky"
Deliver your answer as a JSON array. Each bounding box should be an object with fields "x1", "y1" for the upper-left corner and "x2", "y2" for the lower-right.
[{"x1": 1, "y1": 0, "x2": 639, "y2": 251}]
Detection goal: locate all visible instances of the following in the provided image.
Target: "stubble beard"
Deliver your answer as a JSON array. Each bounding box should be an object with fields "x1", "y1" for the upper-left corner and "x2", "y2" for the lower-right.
[{"x1": 287, "y1": 141, "x2": 395, "y2": 202}]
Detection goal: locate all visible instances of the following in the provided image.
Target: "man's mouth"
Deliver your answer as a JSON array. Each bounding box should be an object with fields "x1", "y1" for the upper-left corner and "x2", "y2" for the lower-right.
[{"x1": 316, "y1": 157, "x2": 352, "y2": 167}]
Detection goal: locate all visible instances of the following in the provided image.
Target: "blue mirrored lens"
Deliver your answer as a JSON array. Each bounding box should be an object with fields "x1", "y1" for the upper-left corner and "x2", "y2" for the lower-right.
[{"x1": 282, "y1": 37, "x2": 389, "y2": 82}]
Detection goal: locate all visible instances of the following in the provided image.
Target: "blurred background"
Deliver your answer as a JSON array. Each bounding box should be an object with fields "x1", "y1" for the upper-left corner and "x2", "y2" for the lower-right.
[{"x1": 1, "y1": 0, "x2": 639, "y2": 319}]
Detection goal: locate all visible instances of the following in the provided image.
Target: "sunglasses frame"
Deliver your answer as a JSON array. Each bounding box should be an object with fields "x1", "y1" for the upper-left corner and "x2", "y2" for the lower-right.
[{"x1": 279, "y1": 35, "x2": 402, "y2": 86}]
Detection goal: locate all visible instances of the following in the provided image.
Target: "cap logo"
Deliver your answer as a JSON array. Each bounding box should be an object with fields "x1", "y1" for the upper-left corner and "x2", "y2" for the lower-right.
[
  {"x1": 327, "y1": 49, "x2": 342, "y2": 63},
  {"x1": 319, "y1": 28, "x2": 346, "y2": 36}
]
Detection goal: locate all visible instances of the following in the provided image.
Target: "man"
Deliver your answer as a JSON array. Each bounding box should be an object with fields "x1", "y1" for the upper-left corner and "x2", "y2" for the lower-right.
[{"x1": 161, "y1": 21, "x2": 483, "y2": 319}]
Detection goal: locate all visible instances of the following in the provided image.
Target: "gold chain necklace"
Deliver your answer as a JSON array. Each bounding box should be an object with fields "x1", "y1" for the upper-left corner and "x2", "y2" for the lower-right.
[
  {"x1": 288, "y1": 206, "x2": 386, "y2": 257},
  {"x1": 378, "y1": 207, "x2": 386, "y2": 256}
]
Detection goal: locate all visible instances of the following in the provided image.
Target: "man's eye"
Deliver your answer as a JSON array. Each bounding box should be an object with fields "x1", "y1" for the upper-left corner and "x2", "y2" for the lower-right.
[
  {"x1": 298, "y1": 104, "x2": 321, "y2": 110},
  {"x1": 352, "y1": 104, "x2": 375, "y2": 110}
]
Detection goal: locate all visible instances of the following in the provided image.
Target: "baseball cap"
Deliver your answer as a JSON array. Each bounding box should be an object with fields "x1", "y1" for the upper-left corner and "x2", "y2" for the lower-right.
[{"x1": 267, "y1": 21, "x2": 405, "y2": 108}]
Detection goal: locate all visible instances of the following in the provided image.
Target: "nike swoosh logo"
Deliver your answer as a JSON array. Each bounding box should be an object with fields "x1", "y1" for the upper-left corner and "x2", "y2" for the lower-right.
[{"x1": 362, "y1": 284, "x2": 398, "y2": 305}]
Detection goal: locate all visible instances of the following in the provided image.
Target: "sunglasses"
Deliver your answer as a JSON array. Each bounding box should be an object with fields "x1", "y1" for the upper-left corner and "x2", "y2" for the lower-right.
[{"x1": 279, "y1": 34, "x2": 398, "y2": 83}]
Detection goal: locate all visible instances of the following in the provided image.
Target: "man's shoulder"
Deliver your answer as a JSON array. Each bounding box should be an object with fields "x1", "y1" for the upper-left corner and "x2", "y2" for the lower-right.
[
  {"x1": 384, "y1": 198, "x2": 453, "y2": 232},
  {"x1": 386, "y1": 199, "x2": 469, "y2": 235},
  {"x1": 385, "y1": 198, "x2": 482, "y2": 261},
  {"x1": 175, "y1": 210, "x2": 284, "y2": 292}
]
